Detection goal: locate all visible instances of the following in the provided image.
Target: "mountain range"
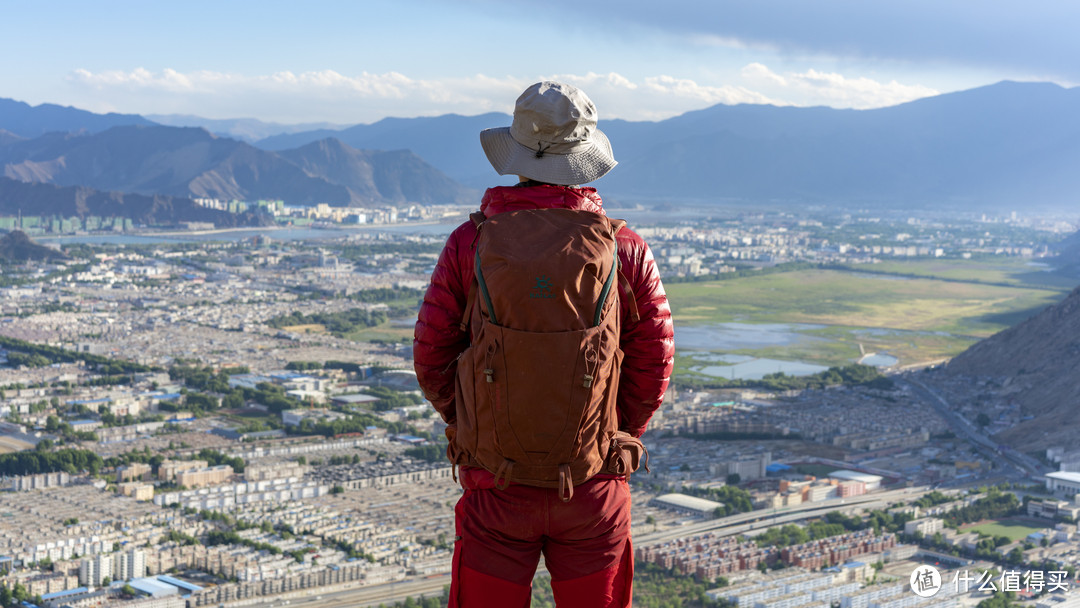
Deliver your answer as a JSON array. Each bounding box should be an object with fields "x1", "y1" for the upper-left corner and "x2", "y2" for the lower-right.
[
  {"x1": 1, "y1": 80, "x2": 1078, "y2": 211},
  {"x1": 0, "y1": 97, "x2": 155, "y2": 139},
  {"x1": 255, "y1": 81, "x2": 1080, "y2": 208},
  {"x1": 145, "y1": 114, "x2": 346, "y2": 143},
  {"x1": 0, "y1": 125, "x2": 477, "y2": 210}
]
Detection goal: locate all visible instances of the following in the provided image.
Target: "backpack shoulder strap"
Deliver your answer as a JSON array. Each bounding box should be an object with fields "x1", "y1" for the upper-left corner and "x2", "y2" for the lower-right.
[
  {"x1": 607, "y1": 218, "x2": 640, "y2": 324},
  {"x1": 458, "y1": 211, "x2": 487, "y2": 333}
]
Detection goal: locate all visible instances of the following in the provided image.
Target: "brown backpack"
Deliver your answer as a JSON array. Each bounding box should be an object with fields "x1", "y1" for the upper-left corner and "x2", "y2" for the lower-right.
[{"x1": 448, "y1": 207, "x2": 640, "y2": 501}]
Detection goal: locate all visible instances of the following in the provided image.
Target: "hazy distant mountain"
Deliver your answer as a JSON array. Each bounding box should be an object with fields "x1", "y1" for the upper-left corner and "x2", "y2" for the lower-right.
[
  {"x1": 0, "y1": 129, "x2": 25, "y2": 147},
  {"x1": 0, "y1": 97, "x2": 154, "y2": 138},
  {"x1": 277, "y1": 138, "x2": 476, "y2": 205},
  {"x1": 608, "y1": 81, "x2": 1080, "y2": 208},
  {"x1": 257, "y1": 112, "x2": 511, "y2": 188},
  {"x1": 253, "y1": 81, "x2": 1080, "y2": 210},
  {"x1": 146, "y1": 114, "x2": 348, "y2": 143},
  {"x1": 0, "y1": 176, "x2": 268, "y2": 227},
  {"x1": 944, "y1": 283, "x2": 1080, "y2": 450},
  {"x1": 0, "y1": 230, "x2": 67, "y2": 262},
  {"x1": 0, "y1": 125, "x2": 475, "y2": 206}
]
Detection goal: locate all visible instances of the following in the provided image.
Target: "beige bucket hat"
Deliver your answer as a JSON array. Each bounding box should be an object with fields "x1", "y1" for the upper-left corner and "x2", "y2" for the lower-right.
[{"x1": 480, "y1": 81, "x2": 617, "y2": 185}]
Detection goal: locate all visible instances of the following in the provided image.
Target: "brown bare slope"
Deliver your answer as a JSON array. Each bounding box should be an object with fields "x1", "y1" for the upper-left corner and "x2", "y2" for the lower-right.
[
  {"x1": 277, "y1": 138, "x2": 477, "y2": 205},
  {"x1": 945, "y1": 284, "x2": 1080, "y2": 449},
  {"x1": 0, "y1": 230, "x2": 67, "y2": 262}
]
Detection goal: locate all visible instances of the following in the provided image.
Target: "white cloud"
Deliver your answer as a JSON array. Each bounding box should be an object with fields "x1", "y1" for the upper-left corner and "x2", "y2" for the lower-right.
[
  {"x1": 68, "y1": 68, "x2": 528, "y2": 122},
  {"x1": 643, "y1": 75, "x2": 775, "y2": 105},
  {"x1": 740, "y1": 63, "x2": 939, "y2": 109},
  {"x1": 544, "y1": 72, "x2": 640, "y2": 91},
  {"x1": 741, "y1": 63, "x2": 787, "y2": 87},
  {"x1": 65, "y1": 66, "x2": 938, "y2": 123}
]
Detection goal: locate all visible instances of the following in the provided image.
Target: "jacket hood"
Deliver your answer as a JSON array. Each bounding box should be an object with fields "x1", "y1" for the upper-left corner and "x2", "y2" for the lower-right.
[{"x1": 479, "y1": 184, "x2": 605, "y2": 217}]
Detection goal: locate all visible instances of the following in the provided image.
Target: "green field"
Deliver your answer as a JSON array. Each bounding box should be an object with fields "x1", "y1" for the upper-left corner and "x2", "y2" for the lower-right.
[
  {"x1": 857, "y1": 258, "x2": 1078, "y2": 289},
  {"x1": 665, "y1": 260, "x2": 1074, "y2": 370},
  {"x1": 343, "y1": 325, "x2": 413, "y2": 343},
  {"x1": 965, "y1": 519, "x2": 1045, "y2": 541}
]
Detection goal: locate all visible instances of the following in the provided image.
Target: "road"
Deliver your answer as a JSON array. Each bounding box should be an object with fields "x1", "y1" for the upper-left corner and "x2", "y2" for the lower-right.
[
  {"x1": 246, "y1": 575, "x2": 450, "y2": 608},
  {"x1": 634, "y1": 486, "x2": 924, "y2": 545},
  {"x1": 899, "y1": 376, "x2": 1047, "y2": 479}
]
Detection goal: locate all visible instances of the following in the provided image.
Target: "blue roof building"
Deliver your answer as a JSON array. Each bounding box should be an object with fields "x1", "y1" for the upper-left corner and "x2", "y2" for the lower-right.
[{"x1": 41, "y1": 587, "x2": 89, "y2": 601}]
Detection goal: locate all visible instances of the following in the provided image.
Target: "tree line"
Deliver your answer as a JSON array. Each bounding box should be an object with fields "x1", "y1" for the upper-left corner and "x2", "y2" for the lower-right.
[
  {"x1": 267, "y1": 307, "x2": 391, "y2": 336},
  {"x1": 680, "y1": 363, "x2": 894, "y2": 392},
  {"x1": 0, "y1": 335, "x2": 154, "y2": 373},
  {"x1": 0, "y1": 448, "x2": 103, "y2": 476}
]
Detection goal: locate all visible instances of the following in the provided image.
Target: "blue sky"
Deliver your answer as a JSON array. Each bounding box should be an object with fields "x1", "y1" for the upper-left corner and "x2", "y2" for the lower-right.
[{"x1": 3, "y1": 0, "x2": 1076, "y2": 125}]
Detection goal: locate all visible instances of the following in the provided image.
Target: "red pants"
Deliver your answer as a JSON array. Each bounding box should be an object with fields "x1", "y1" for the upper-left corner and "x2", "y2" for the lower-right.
[{"x1": 449, "y1": 469, "x2": 633, "y2": 608}]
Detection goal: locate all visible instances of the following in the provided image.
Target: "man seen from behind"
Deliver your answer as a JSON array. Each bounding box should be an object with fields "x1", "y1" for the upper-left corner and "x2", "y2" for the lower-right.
[{"x1": 414, "y1": 81, "x2": 674, "y2": 607}]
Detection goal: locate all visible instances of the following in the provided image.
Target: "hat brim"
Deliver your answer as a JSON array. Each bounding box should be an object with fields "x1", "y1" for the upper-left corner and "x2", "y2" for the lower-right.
[{"x1": 480, "y1": 127, "x2": 617, "y2": 186}]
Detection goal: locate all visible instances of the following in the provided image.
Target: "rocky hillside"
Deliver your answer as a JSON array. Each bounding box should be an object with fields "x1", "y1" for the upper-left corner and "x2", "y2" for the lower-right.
[
  {"x1": 945, "y1": 284, "x2": 1080, "y2": 450},
  {"x1": 0, "y1": 230, "x2": 67, "y2": 262},
  {"x1": 1053, "y1": 230, "x2": 1080, "y2": 279}
]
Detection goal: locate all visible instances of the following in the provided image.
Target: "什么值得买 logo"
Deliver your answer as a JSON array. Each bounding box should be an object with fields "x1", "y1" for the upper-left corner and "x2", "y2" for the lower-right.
[
  {"x1": 910, "y1": 566, "x2": 941, "y2": 598},
  {"x1": 530, "y1": 276, "x2": 555, "y2": 299}
]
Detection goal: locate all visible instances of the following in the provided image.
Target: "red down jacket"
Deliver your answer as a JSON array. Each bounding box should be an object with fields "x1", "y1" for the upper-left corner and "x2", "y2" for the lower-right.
[{"x1": 413, "y1": 183, "x2": 674, "y2": 439}]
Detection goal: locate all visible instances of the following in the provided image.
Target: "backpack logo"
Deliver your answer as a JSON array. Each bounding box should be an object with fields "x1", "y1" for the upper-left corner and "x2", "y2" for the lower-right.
[{"x1": 530, "y1": 276, "x2": 555, "y2": 299}]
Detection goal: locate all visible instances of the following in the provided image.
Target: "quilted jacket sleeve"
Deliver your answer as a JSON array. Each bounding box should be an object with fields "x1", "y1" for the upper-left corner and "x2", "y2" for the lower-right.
[
  {"x1": 413, "y1": 222, "x2": 475, "y2": 424},
  {"x1": 616, "y1": 228, "x2": 675, "y2": 437}
]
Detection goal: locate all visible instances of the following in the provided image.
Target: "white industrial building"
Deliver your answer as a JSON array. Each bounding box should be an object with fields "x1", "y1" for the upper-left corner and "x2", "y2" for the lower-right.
[
  {"x1": 828, "y1": 470, "x2": 882, "y2": 492},
  {"x1": 1046, "y1": 472, "x2": 1080, "y2": 497},
  {"x1": 652, "y1": 493, "x2": 725, "y2": 517}
]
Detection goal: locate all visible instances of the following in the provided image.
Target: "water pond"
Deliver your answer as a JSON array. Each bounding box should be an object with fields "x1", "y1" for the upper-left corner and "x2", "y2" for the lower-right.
[
  {"x1": 696, "y1": 358, "x2": 830, "y2": 380},
  {"x1": 676, "y1": 322, "x2": 832, "y2": 379},
  {"x1": 858, "y1": 353, "x2": 900, "y2": 367},
  {"x1": 674, "y1": 322, "x2": 826, "y2": 350}
]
